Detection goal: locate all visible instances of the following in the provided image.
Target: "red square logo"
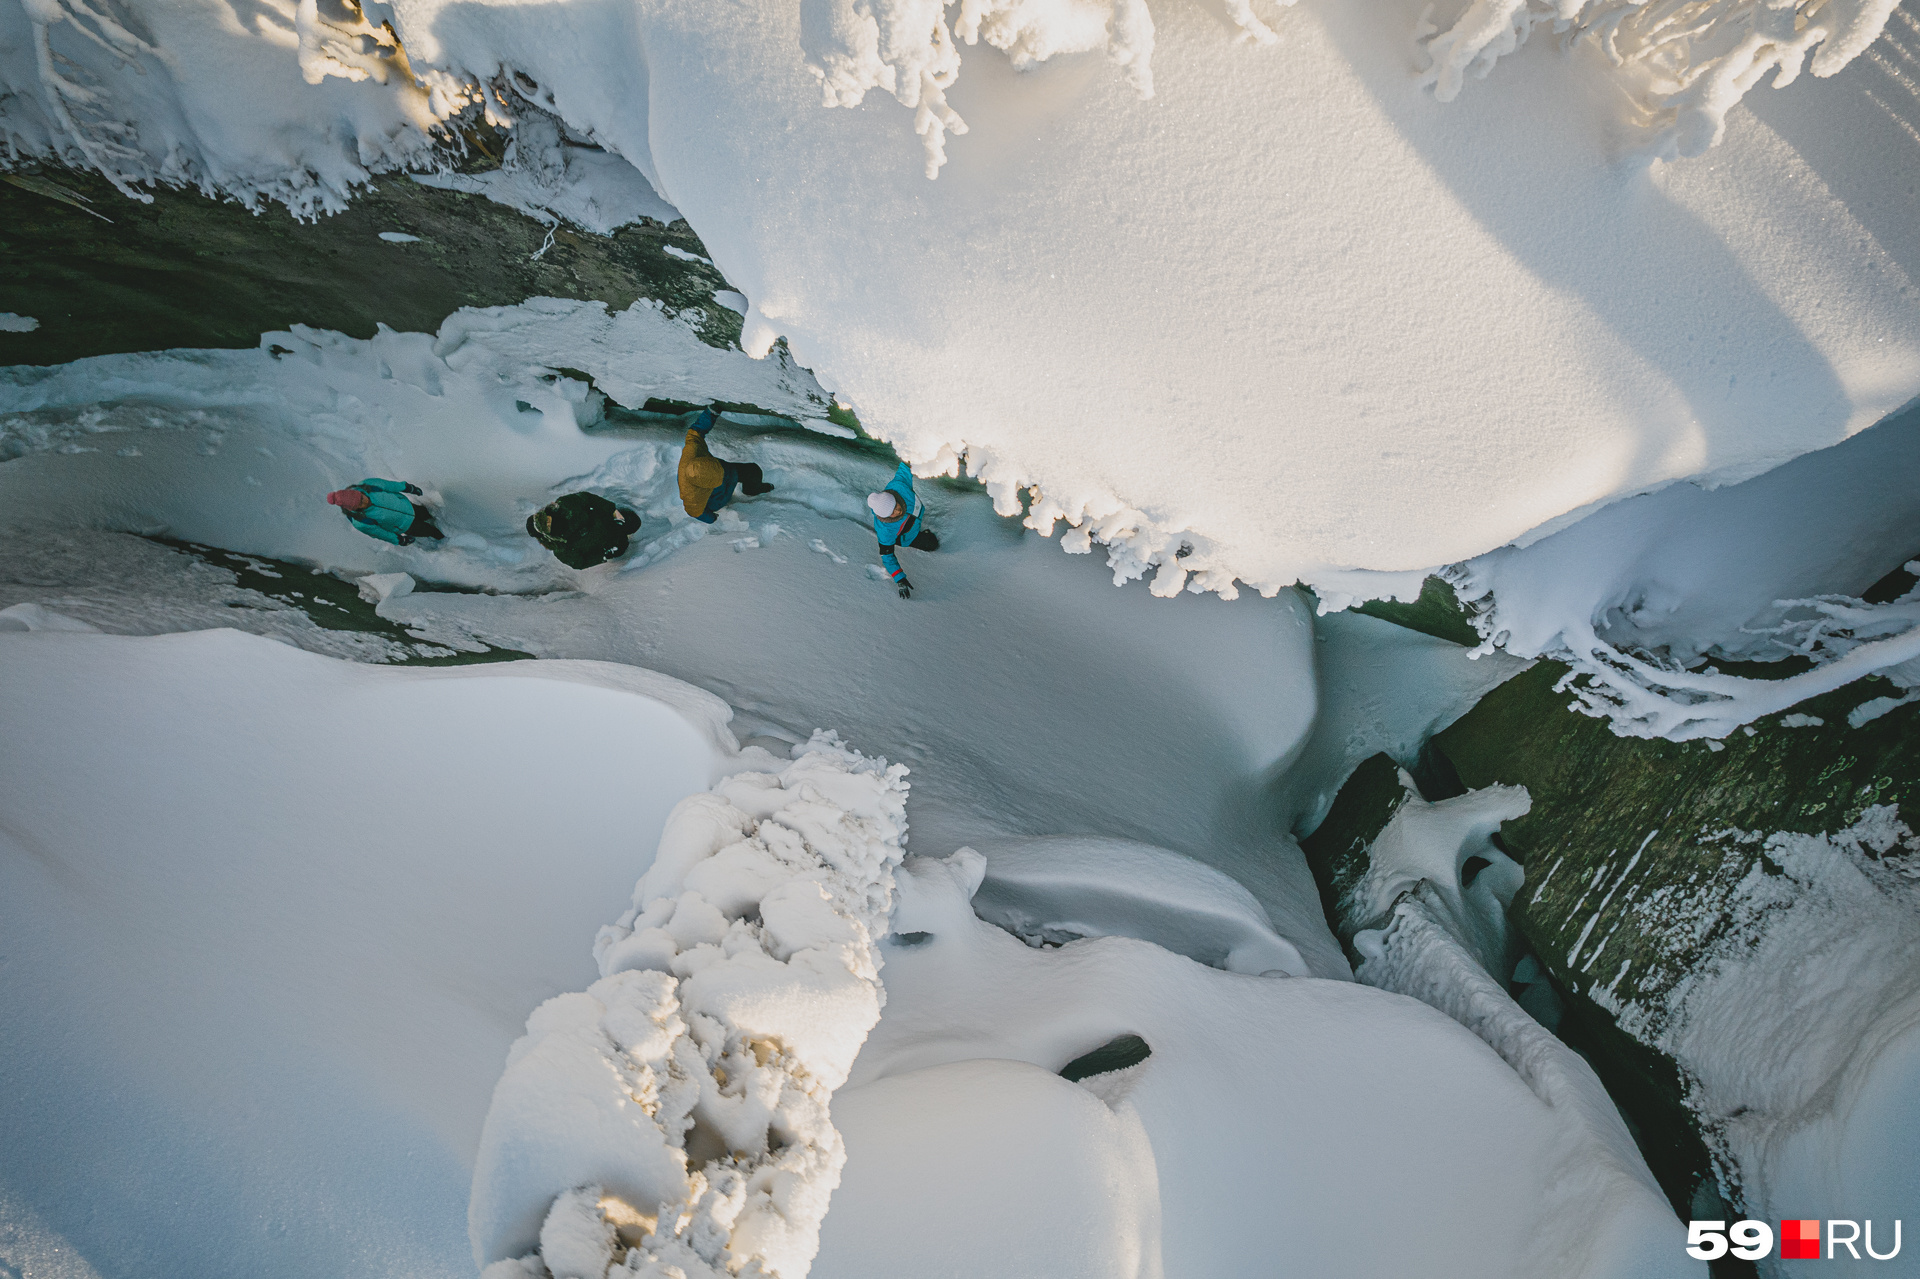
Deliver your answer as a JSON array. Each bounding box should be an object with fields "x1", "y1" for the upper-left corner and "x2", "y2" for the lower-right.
[{"x1": 1781, "y1": 1219, "x2": 1821, "y2": 1260}]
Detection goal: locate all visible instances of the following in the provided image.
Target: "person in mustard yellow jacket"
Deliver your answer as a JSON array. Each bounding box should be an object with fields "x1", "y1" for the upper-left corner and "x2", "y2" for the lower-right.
[{"x1": 679, "y1": 408, "x2": 774, "y2": 523}]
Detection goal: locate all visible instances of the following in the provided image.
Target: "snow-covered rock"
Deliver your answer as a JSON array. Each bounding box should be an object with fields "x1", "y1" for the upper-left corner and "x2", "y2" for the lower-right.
[
  {"x1": 6, "y1": 0, "x2": 1915, "y2": 610},
  {"x1": 819, "y1": 846, "x2": 1697, "y2": 1277},
  {"x1": 470, "y1": 733, "x2": 910, "y2": 1279}
]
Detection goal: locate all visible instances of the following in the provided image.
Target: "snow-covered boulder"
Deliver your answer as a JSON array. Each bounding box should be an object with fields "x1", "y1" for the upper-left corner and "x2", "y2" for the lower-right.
[{"x1": 470, "y1": 733, "x2": 910, "y2": 1279}]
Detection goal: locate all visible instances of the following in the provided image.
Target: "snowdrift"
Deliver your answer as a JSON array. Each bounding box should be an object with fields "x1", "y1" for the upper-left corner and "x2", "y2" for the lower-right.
[
  {"x1": 817, "y1": 846, "x2": 1696, "y2": 1278},
  {"x1": 0, "y1": 628, "x2": 738, "y2": 1277},
  {"x1": 472, "y1": 735, "x2": 910, "y2": 1279},
  {"x1": 5, "y1": 0, "x2": 1916, "y2": 606}
]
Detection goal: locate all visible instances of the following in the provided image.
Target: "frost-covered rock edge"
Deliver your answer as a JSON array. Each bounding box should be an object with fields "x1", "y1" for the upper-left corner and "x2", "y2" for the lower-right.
[
  {"x1": 1446, "y1": 560, "x2": 1920, "y2": 741},
  {"x1": 1344, "y1": 775, "x2": 1686, "y2": 1277},
  {"x1": 1415, "y1": 0, "x2": 1900, "y2": 158},
  {"x1": 1586, "y1": 804, "x2": 1920, "y2": 1217},
  {"x1": 469, "y1": 730, "x2": 910, "y2": 1279}
]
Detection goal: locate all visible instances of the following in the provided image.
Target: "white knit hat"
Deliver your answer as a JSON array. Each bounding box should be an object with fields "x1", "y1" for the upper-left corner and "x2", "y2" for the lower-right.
[{"x1": 867, "y1": 491, "x2": 899, "y2": 517}]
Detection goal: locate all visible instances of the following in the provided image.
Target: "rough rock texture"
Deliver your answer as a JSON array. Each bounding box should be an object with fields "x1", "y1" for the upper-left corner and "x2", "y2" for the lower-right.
[
  {"x1": 0, "y1": 163, "x2": 740, "y2": 366},
  {"x1": 1304, "y1": 572, "x2": 1920, "y2": 1244},
  {"x1": 1436, "y1": 664, "x2": 1919, "y2": 1016}
]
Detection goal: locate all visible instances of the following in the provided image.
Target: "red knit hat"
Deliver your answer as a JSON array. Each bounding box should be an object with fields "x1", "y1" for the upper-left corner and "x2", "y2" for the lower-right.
[{"x1": 327, "y1": 488, "x2": 368, "y2": 510}]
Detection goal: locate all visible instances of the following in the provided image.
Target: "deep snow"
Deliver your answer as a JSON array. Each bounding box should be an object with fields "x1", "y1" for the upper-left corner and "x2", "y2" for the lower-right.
[
  {"x1": 5, "y1": 0, "x2": 1918, "y2": 609},
  {"x1": 0, "y1": 629, "x2": 738, "y2": 1278},
  {"x1": 2, "y1": 0, "x2": 1917, "y2": 1269},
  {"x1": 0, "y1": 295, "x2": 1674, "y2": 1276}
]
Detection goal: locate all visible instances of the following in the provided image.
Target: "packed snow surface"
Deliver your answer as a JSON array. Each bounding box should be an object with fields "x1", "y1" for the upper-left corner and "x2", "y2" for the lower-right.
[
  {"x1": 0, "y1": 291, "x2": 1699, "y2": 1275},
  {"x1": 5, "y1": 0, "x2": 1918, "y2": 602},
  {"x1": 0, "y1": 628, "x2": 738, "y2": 1277}
]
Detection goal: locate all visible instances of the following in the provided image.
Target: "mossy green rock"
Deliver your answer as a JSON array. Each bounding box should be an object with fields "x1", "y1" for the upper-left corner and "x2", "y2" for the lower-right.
[
  {"x1": 1435, "y1": 661, "x2": 1918, "y2": 1016},
  {"x1": 1, "y1": 164, "x2": 741, "y2": 366},
  {"x1": 1351, "y1": 574, "x2": 1482, "y2": 648}
]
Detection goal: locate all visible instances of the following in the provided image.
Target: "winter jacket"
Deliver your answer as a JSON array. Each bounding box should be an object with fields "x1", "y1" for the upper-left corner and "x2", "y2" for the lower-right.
[
  {"x1": 342, "y1": 478, "x2": 422, "y2": 545},
  {"x1": 528, "y1": 492, "x2": 634, "y2": 569},
  {"x1": 678, "y1": 410, "x2": 728, "y2": 521},
  {"x1": 871, "y1": 462, "x2": 924, "y2": 582}
]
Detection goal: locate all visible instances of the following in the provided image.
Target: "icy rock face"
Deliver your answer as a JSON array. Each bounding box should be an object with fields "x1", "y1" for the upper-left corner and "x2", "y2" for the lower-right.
[
  {"x1": 1424, "y1": 663, "x2": 1920, "y2": 1219},
  {"x1": 1619, "y1": 807, "x2": 1920, "y2": 1224},
  {"x1": 469, "y1": 731, "x2": 910, "y2": 1279},
  {"x1": 1340, "y1": 777, "x2": 1687, "y2": 1279},
  {"x1": 1435, "y1": 409, "x2": 1920, "y2": 744}
]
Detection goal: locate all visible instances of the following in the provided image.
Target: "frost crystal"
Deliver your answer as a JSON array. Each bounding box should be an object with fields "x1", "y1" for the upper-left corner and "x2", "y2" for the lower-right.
[{"x1": 1418, "y1": 0, "x2": 1901, "y2": 157}]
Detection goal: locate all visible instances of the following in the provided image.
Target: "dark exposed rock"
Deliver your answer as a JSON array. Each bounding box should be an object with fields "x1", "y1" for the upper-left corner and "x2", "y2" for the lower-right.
[
  {"x1": 152, "y1": 537, "x2": 531, "y2": 666},
  {"x1": 1435, "y1": 662, "x2": 1918, "y2": 1018},
  {"x1": 1059, "y1": 1033, "x2": 1152, "y2": 1082},
  {"x1": 0, "y1": 162, "x2": 742, "y2": 366},
  {"x1": 1350, "y1": 573, "x2": 1482, "y2": 647},
  {"x1": 1301, "y1": 563, "x2": 1919, "y2": 1239},
  {"x1": 1297, "y1": 752, "x2": 1406, "y2": 949}
]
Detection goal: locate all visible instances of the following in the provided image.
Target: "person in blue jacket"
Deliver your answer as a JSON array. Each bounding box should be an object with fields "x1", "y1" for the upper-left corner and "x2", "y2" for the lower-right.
[
  {"x1": 866, "y1": 462, "x2": 939, "y2": 598},
  {"x1": 326, "y1": 478, "x2": 443, "y2": 545}
]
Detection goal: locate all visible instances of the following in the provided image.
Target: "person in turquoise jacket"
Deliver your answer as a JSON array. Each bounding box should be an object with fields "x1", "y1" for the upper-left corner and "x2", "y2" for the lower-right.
[
  {"x1": 866, "y1": 462, "x2": 939, "y2": 599},
  {"x1": 326, "y1": 478, "x2": 443, "y2": 546}
]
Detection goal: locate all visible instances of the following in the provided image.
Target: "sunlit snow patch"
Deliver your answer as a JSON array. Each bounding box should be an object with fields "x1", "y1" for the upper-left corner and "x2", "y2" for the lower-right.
[{"x1": 471, "y1": 732, "x2": 909, "y2": 1279}]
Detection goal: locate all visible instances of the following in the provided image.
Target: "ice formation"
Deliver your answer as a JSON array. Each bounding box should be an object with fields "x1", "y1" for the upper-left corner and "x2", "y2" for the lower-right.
[
  {"x1": 1418, "y1": 0, "x2": 1902, "y2": 155},
  {"x1": 1, "y1": 0, "x2": 458, "y2": 213},
  {"x1": 470, "y1": 734, "x2": 910, "y2": 1279},
  {"x1": 1442, "y1": 406, "x2": 1920, "y2": 739},
  {"x1": 1348, "y1": 774, "x2": 1531, "y2": 976},
  {"x1": 1347, "y1": 777, "x2": 1689, "y2": 1278},
  {"x1": 1470, "y1": 570, "x2": 1920, "y2": 740},
  {"x1": 5, "y1": 0, "x2": 1915, "y2": 623},
  {"x1": 800, "y1": 0, "x2": 1174, "y2": 176}
]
